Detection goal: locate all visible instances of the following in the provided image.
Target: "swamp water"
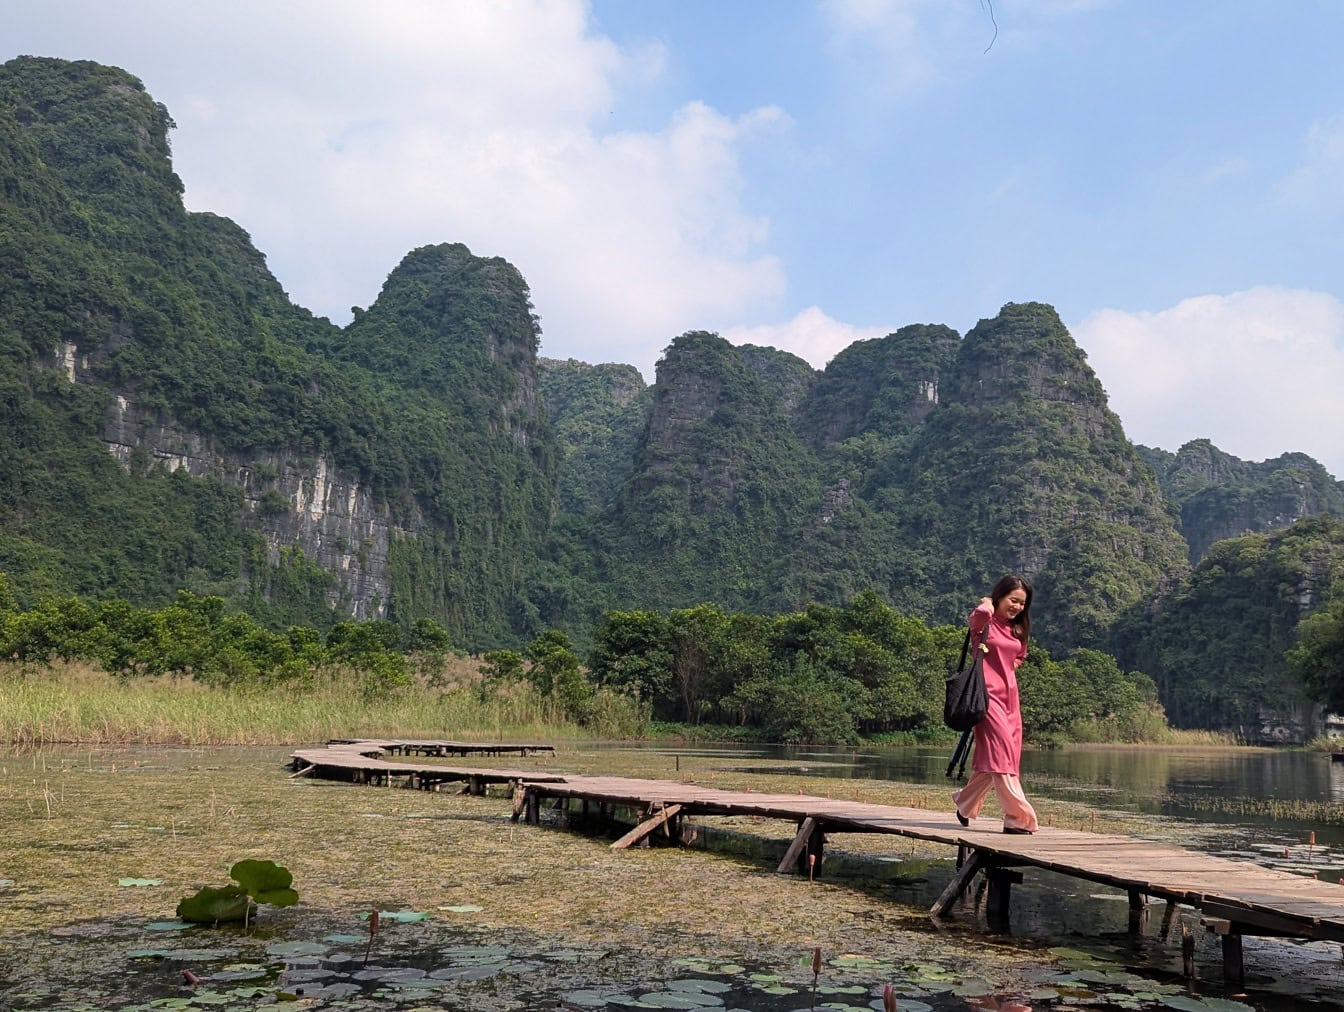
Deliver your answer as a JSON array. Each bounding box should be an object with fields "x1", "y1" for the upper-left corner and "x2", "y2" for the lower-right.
[{"x1": 0, "y1": 743, "x2": 1340, "y2": 1011}]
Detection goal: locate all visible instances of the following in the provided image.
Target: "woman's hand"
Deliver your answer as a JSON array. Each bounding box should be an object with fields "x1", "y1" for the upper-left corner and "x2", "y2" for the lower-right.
[{"x1": 977, "y1": 596, "x2": 993, "y2": 611}]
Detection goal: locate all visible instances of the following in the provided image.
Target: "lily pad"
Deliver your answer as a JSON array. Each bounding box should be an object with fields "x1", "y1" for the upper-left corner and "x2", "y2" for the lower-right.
[
  {"x1": 145, "y1": 920, "x2": 195, "y2": 931},
  {"x1": 264, "y1": 940, "x2": 330, "y2": 957},
  {"x1": 176, "y1": 885, "x2": 254, "y2": 924},
  {"x1": 669, "y1": 979, "x2": 733, "y2": 994},
  {"x1": 562, "y1": 990, "x2": 623, "y2": 1008},
  {"x1": 361, "y1": 909, "x2": 428, "y2": 923},
  {"x1": 638, "y1": 991, "x2": 724, "y2": 1009}
]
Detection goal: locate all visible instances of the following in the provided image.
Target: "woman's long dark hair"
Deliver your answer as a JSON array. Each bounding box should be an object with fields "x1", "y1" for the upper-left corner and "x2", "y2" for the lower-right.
[{"x1": 990, "y1": 574, "x2": 1032, "y2": 643}]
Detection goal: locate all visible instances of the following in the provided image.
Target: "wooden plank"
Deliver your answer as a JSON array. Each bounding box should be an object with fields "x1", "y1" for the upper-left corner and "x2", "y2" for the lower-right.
[
  {"x1": 777, "y1": 817, "x2": 818, "y2": 875},
  {"x1": 611, "y1": 804, "x2": 683, "y2": 851},
  {"x1": 931, "y1": 849, "x2": 986, "y2": 919}
]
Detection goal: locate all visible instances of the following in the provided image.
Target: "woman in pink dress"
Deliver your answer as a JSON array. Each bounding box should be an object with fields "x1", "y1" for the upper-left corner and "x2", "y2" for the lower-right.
[{"x1": 952, "y1": 574, "x2": 1039, "y2": 834}]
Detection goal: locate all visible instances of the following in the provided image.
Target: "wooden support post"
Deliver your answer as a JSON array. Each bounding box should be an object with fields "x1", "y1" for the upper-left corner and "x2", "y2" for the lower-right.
[
  {"x1": 611, "y1": 804, "x2": 683, "y2": 851},
  {"x1": 1222, "y1": 933, "x2": 1244, "y2": 990},
  {"x1": 777, "y1": 818, "x2": 817, "y2": 875},
  {"x1": 526, "y1": 789, "x2": 541, "y2": 825},
  {"x1": 1128, "y1": 889, "x2": 1147, "y2": 933},
  {"x1": 468, "y1": 774, "x2": 483, "y2": 796},
  {"x1": 1160, "y1": 900, "x2": 1179, "y2": 941},
  {"x1": 287, "y1": 763, "x2": 317, "y2": 779},
  {"x1": 1201, "y1": 919, "x2": 1246, "y2": 991},
  {"x1": 984, "y1": 868, "x2": 1023, "y2": 926},
  {"x1": 930, "y1": 850, "x2": 986, "y2": 920}
]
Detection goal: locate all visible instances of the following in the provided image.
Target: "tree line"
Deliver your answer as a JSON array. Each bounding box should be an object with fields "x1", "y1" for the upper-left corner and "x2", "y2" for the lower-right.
[{"x1": 1, "y1": 576, "x2": 1174, "y2": 745}]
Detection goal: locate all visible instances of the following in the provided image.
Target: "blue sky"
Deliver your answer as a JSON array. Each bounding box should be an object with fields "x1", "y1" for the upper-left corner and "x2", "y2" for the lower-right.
[{"x1": 4, "y1": 1, "x2": 1343, "y2": 475}]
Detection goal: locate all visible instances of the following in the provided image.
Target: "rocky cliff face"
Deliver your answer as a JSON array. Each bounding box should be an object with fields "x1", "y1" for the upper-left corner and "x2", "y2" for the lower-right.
[
  {"x1": 99, "y1": 390, "x2": 412, "y2": 618},
  {"x1": 798, "y1": 324, "x2": 961, "y2": 448}
]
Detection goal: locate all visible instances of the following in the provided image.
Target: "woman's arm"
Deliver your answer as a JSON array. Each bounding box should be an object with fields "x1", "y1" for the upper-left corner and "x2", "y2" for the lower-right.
[{"x1": 968, "y1": 598, "x2": 993, "y2": 634}]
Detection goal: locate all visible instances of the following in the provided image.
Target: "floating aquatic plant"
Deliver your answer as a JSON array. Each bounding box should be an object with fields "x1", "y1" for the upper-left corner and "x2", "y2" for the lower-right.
[{"x1": 176, "y1": 859, "x2": 297, "y2": 926}]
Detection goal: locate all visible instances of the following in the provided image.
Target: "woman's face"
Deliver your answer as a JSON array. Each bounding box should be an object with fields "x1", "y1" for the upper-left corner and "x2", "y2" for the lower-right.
[{"x1": 995, "y1": 588, "x2": 1028, "y2": 620}]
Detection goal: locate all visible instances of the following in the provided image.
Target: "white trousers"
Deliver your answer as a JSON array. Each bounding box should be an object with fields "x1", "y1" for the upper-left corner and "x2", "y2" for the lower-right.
[{"x1": 952, "y1": 771, "x2": 1038, "y2": 832}]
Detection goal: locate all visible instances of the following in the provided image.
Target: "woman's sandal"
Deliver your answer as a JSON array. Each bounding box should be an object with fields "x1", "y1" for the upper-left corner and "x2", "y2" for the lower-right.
[
  {"x1": 955, "y1": 811, "x2": 969, "y2": 828},
  {"x1": 1002, "y1": 826, "x2": 1033, "y2": 835}
]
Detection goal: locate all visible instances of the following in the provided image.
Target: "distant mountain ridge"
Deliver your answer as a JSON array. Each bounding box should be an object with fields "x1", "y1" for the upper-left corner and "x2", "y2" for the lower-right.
[
  {"x1": 1138, "y1": 440, "x2": 1344, "y2": 561},
  {"x1": 4, "y1": 55, "x2": 1344, "y2": 736}
]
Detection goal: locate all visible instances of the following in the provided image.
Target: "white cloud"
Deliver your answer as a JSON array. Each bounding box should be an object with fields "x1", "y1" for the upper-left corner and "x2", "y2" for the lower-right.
[
  {"x1": 1276, "y1": 115, "x2": 1344, "y2": 210},
  {"x1": 721, "y1": 307, "x2": 893, "y2": 371},
  {"x1": 5, "y1": 0, "x2": 787, "y2": 371},
  {"x1": 1072, "y1": 288, "x2": 1344, "y2": 478}
]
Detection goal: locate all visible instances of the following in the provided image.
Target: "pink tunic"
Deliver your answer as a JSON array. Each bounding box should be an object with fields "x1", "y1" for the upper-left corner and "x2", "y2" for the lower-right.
[{"x1": 968, "y1": 603, "x2": 1028, "y2": 775}]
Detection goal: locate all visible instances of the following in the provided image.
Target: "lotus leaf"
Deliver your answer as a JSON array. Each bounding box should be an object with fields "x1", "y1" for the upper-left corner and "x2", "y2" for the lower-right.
[
  {"x1": 176, "y1": 885, "x2": 254, "y2": 924},
  {"x1": 228, "y1": 859, "x2": 297, "y2": 908},
  {"x1": 1157, "y1": 997, "x2": 1219, "y2": 1011}
]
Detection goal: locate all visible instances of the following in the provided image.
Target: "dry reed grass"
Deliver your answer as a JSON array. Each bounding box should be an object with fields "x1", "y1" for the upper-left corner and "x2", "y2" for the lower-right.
[{"x1": 0, "y1": 660, "x2": 581, "y2": 747}]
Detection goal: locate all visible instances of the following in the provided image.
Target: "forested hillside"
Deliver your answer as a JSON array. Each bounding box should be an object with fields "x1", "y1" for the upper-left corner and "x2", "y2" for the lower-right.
[
  {"x1": 1110, "y1": 517, "x2": 1344, "y2": 737},
  {"x1": 0, "y1": 57, "x2": 555, "y2": 647},
  {"x1": 1139, "y1": 440, "x2": 1344, "y2": 562},
  {"x1": 4, "y1": 56, "x2": 1343, "y2": 735}
]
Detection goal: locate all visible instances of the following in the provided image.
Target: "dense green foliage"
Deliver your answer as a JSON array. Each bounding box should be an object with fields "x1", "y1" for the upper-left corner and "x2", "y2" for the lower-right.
[
  {"x1": 1139, "y1": 439, "x2": 1344, "y2": 562},
  {"x1": 588, "y1": 333, "x2": 824, "y2": 615},
  {"x1": 0, "y1": 576, "x2": 420, "y2": 696},
  {"x1": 1288, "y1": 597, "x2": 1344, "y2": 714},
  {"x1": 0, "y1": 573, "x2": 1165, "y2": 745},
  {"x1": 1111, "y1": 517, "x2": 1344, "y2": 731},
  {"x1": 588, "y1": 590, "x2": 1164, "y2": 744},
  {"x1": 538, "y1": 358, "x2": 650, "y2": 516}
]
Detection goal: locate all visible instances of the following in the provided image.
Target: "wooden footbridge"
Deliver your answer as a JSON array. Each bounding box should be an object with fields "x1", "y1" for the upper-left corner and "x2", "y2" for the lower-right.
[
  {"x1": 289, "y1": 742, "x2": 1344, "y2": 987},
  {"x1": 290, "y1": 739, "x2": 563, "y2": 794}
]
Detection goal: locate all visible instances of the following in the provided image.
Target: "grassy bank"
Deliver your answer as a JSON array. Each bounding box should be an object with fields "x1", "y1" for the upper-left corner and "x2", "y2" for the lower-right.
[
  {"x1": 2, "y1": 660, "x2": 1251, "y2": 749},
  {"x1": 0, "y1": 660, "x2": 589, "y2": 747}
]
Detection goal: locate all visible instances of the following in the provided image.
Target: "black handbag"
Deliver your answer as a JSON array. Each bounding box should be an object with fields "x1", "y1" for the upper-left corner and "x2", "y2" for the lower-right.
[{"x1": 943, "y1": 624, "x2": 989, "y2": 731}]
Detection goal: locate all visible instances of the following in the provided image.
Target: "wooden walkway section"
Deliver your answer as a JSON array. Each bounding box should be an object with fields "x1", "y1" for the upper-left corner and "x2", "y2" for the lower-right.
[
  {"x1": 290, "y1": 740, "x2": 563, "y2": 794},
  {"x1": 288, "y1": 743, "x2": 1343, "y2": 986},
  {"x1": 326, "y1": 738, "x2": 555, "y2": 758},
  {"x1": 512, "y1": 774, "x2": 1344, "y2": 987}
]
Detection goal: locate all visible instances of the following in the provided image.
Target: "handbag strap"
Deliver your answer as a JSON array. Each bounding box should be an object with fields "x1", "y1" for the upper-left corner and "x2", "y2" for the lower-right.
[{"x1": 956, "y1": 621, "x2": 992, "y2": 671}]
